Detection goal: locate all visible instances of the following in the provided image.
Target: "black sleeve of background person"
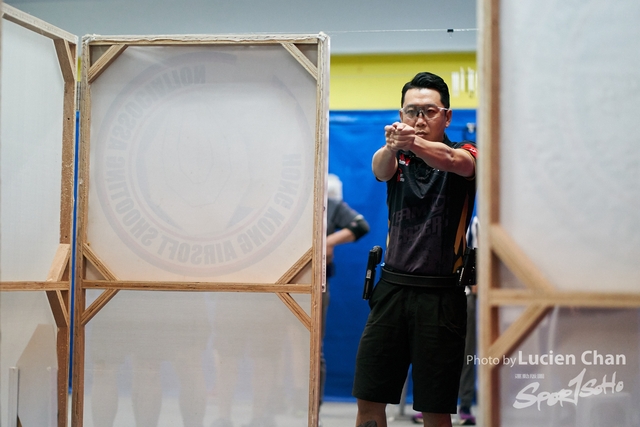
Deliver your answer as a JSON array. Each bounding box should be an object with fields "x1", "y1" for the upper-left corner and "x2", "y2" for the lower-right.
[{"x1": 333, "y1": 200, "x2": 369, "y2": 240}]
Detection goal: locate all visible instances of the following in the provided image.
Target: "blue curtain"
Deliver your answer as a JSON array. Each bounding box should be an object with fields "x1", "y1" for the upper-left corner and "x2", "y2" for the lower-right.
[{"x1": 324, "y1": 109, "x2": 477, "y2": 401}]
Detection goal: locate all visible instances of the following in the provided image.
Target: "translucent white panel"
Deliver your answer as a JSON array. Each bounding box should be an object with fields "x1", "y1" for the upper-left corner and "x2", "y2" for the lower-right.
[
  {"x1": 0, "y1": 20, "x2": 65, "y2": 281},
  {"x1": 499, "y1": 308, "x2": 640, "y2": 426},
  {"x1": 87, "y1": 45, "x2": 317, "y2": 281},
  {"x1": 0, "y1": 292, "x2": 57, "y2": 427},
  {"x1": 83, "y1": 291, "x2": 310, "y2": 427},
  {"x1": 499, "y1": 0, "x2": 640, "y2": 291}
]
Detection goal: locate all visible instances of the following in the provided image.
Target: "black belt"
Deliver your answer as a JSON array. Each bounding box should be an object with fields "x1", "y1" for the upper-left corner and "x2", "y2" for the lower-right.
[{"x1": 381, "y1": 266, "x2": 459, "y2": 288}]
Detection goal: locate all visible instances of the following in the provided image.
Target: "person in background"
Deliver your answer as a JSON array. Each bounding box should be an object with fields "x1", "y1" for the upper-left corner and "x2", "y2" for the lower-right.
[
  {"x1": 321, "y1": 173, "x2": 370, "y2": 405},
  {"x1": 352, "y1": 72, "x2": 477, "y2": 427}
]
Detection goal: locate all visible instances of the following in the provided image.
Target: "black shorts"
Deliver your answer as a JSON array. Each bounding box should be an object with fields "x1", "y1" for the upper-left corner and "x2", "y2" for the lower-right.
[{"x1": 352, "y1": 278, "x2": 467, "y2": 414}]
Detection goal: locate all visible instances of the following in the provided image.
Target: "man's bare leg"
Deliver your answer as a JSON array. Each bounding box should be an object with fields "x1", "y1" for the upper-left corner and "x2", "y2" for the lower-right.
[{"x1": 421, "y1": 412, "x2": 452, "y2": 427}]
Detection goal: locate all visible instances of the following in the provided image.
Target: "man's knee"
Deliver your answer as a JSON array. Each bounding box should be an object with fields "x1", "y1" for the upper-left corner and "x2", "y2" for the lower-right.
[{"x1": 356, "y1": 399, "x2": 387, "y2": 427}]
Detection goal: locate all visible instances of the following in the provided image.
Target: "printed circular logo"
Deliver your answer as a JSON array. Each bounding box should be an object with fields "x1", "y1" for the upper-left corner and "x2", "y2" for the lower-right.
[{"x1": 93, "y1": 49, "x2": 314, "y2": 276}]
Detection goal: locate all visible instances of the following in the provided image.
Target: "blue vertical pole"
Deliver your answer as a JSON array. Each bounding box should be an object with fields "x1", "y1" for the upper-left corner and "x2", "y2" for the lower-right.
[{"x1": 69, "y1": 107, "x2": 80, "y2": 392}]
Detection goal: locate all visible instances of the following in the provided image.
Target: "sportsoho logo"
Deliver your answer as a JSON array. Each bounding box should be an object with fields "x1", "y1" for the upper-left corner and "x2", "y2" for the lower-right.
[{"x1": 92, "y1": 49, "x2": 314, "y2": 276}]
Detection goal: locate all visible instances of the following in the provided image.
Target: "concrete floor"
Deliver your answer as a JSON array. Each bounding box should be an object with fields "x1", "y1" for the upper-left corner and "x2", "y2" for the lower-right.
[{"x1": 320, "y1": 402, "x2": 479, "y2": 427}]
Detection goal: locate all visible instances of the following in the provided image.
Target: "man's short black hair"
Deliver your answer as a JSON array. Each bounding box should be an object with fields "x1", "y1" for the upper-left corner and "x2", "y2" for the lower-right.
[{"x1": 401, "y1": 72, "x2": 450, "y2": 108}]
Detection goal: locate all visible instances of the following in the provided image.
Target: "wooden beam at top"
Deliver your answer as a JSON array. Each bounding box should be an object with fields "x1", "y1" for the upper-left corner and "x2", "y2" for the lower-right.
[
  {"x1": 88, "y1": 44, "x2": 128, "y2": 84},
  {"x1": 85, "y1": 34, "x2": 323, "y2": 46},
  {"x1": 281, "y1": 42, "x2": 318, "y2": 80},
  {"x1": 1, "y1": 3, "x2": 77, "y2": 44},
  {"x1": 490, "y1": 224, "x2": 556, "y2": 292}
]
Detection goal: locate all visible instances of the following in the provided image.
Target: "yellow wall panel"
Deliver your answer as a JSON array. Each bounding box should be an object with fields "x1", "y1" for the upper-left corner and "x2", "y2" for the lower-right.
[{"x1": 330, "y1": 52, "x2": 478, "y2": 110}]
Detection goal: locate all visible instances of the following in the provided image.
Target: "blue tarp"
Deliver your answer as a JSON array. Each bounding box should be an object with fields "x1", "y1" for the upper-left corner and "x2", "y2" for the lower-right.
[{"x1": 324, "y1": 109, "x2": 477, "y2": 401}]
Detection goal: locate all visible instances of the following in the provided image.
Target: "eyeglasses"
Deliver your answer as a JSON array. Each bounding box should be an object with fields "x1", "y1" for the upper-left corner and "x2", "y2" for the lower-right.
[{"x1": 400, "y1": 105, "x2": 449, "y2": 121}]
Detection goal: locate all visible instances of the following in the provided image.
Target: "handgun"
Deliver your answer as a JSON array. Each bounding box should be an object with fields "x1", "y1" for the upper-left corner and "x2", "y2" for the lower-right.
[
  {"x1": 363, "y1": 246, "x2": 383, "y2": 300},
  {"x1": 457, "y1": 247, "x2": 477, "y2": 287}
]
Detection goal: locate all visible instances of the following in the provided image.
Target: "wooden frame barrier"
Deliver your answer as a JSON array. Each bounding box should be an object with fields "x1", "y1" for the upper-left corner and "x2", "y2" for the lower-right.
[
  {"x1": 72, "y1": 34, "x2": 329, "y2": 427},
  {"x1": 478, "y1": 1, "x2": 640, "y2": 425},
  {"x1": 0, "y1": 4, "x2": 77, "y2": 427}
]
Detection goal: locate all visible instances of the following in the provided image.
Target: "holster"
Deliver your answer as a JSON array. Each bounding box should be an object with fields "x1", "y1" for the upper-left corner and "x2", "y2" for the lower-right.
[{"x1": 362, "y1": 246, "x2": 382, "y2": 300}]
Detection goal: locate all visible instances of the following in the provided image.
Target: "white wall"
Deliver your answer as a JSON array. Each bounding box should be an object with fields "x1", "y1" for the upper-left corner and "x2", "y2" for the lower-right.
[{"x1": 5, "y1": 0, "x2": 477, "y2": 54}]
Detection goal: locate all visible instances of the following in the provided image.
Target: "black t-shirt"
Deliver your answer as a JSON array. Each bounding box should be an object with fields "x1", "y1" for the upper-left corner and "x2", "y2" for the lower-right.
[{"x1": 383, "y1": 135, "x2": 477, "y2": 276}]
